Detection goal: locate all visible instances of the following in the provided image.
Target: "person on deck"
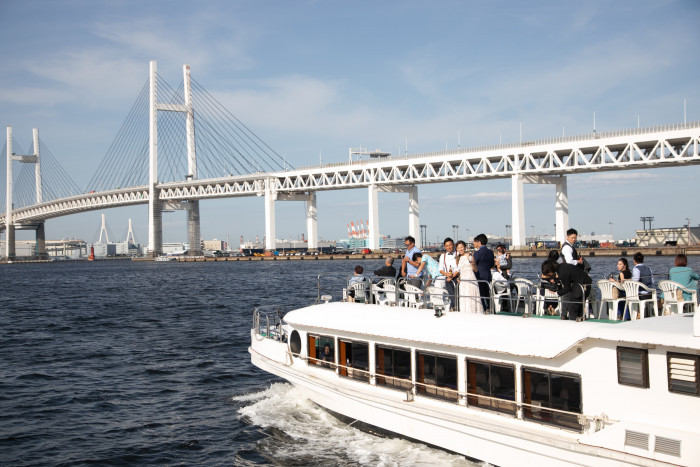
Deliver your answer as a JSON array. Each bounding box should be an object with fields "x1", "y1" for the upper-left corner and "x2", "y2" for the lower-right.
[
  {"x1": 347, "y1": 265, "x2": 368, "y2": 301},
  {"x1": 456, "y1": 240, "x2": 483, "y2": 314},
  {"x1": 401, "y1": 236, "x2": 422, "y2": 288},
  {"x1": 631, "y1": 252, "x2": 654, "y2": 301},
  {"x1": 608, "y1": 258, "x2": 632, "y2": 319},
  {"x1": 439, "y1": 237, "x2": 459, "y2": 305},
  {"x1": 411, "y1": 252, "x2": 442, "y2": 287},
  {"x1": 541, "y1": 260, "x2": 592, "y2": 321},
  {"x1": 561, "y1": 228, "x2": 584, "y2": 268},
  {"x1": 374, "y1": 257, "x2": 397, "y2": 279},
  {"x1": 472, "y1": 234, "x2": 495, "y2": 311},
  {"x1": 669, "y1": 254, "x2": 699, "y2": 302},
  {"x1": 495, "y1": 244, "x2": 512, "y2": 279}
]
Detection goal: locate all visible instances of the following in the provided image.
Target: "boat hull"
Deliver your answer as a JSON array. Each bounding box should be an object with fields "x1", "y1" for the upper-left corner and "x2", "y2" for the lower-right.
[{"x1": 250, "y1": 331, "x2": 671, "y2": 467}]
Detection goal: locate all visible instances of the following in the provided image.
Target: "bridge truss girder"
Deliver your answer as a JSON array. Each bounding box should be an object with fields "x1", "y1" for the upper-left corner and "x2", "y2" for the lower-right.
[{"x1": 1, "y1": 126, "x2": 699, "y2": 234}]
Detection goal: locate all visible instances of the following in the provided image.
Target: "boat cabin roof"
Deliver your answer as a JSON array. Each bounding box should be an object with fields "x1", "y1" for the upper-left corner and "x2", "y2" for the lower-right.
[{"x1": 284, "y1": 303, "x2": 700, "y2": 359}]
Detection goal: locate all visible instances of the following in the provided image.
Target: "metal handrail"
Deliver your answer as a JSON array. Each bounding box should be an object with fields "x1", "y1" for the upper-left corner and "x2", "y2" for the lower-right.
[{"x1": 253, "y1": 306, "x2": 284, "y2": 341}]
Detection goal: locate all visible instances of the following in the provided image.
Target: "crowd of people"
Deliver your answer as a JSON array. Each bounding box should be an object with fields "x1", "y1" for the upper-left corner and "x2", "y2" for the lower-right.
[
  {"x1": 541, "y1": 228, "x2": 698, "y2": 321},
  {"x1": 346, "y1": 227, "x2": 698, "y2": 320},
  {"x1": 354, "y1": 233, "x2": 510, "y2": 313}
]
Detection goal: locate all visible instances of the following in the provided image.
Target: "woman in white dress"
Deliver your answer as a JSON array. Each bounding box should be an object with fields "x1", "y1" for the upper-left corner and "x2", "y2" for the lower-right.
[{"x1": 456, "y1": 240, "x2": 483, "y2": 314}]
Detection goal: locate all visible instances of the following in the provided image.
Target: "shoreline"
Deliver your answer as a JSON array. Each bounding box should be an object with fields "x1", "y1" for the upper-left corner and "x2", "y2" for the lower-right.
[{"x1": 3, "y1": 246, "x2": 700, "y2": 263}]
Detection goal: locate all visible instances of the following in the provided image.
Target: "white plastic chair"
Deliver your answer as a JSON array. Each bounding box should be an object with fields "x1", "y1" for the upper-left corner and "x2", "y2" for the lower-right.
[
  {"x1": 535, "y1": 286, "x2": 561, "y2": 316},
  {"x1": 658, "y1": 280, "x2": 698, "y2": 315},
  {"x1": 513, "y1": 278, "x2": 534, "y2": 315},
  {"x1": 426, "y1": 286, "x2": 451, "y2": 312},
  {"x1": 347, "y1": 280, "x2": 370, "y2": 303},
  {"x1": 372, "y1": 278, "x2": 395, "y2": 304},
  {"x1": 491, "y1": 280, "x2": 511, "y2": 313},
  {"x1": 622, "y1": 280, "x2": 658, "y2": 319},
  {"x1": 376, "y1": 283, "x2": 397, "y2": 306},
  {"x1": 596, "y1": 279, "x2": 625, "y2": 320},
  {"x1": 402, "y1": 284, "x2": 425, "y2": 308}
]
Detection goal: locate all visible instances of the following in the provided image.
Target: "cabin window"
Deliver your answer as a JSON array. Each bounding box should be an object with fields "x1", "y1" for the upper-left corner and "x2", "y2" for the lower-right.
[
  {"x1": 522, "y1": 368, "x2": 582, "y2": 431},
  {"x1": 466, "y1": 360, "x2": 516, "y2": 414},
  {"x1": 617, "y1": 347, "x2": 649, "y2": 388},
  {"x1": 375, "y1": 344, "x2": 412, "y2": 390},
  {"x1": 307, "y1": 334, "x2": 335, "y2": 369},
  {"x1": 415, "y1": 351, "x2": 458, "y2": 401},
  {"x1": 667, "y1": 352, "x2": 699, "y2": 396},
  {"x1": 339, "y1": 339, "x2": 370, "y2": 382}
]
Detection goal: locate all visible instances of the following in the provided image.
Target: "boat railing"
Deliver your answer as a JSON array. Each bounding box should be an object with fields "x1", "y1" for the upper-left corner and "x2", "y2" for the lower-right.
[
  {"x1": 367, "y1": 370, "x2": 612, "y2": 433},
  {"x1": 318, "y1": 272, "x2": 695, "y2": 322},
  {"x1": 337, "y1": 360, "x2": 371, "y2": 382},
  {"x1": 253, "y1": 305, "x2": 285, "y2": 342}
]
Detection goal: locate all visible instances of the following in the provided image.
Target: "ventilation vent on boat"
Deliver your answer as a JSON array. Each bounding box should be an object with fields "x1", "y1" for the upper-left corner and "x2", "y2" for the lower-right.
[
  {"x1": 625, "y1": 430, "x2": 649, "y2": 450},
  {"x1": 654, "y1": 436, "x2": 681, "y2": 457},
  {"x1": 668, "y1": 354, "x2": 698, "y2": 395}
]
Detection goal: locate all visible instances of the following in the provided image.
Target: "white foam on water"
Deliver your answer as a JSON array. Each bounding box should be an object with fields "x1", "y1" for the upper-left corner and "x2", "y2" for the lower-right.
[{"x1": 237, "y1": 382, "x2": 481, "y2": 466}]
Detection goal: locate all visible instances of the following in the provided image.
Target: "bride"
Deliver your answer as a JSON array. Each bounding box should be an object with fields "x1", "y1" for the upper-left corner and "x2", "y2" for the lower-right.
[{"x1": 456, "y1": 240, "x2": 483, "y2": 314}]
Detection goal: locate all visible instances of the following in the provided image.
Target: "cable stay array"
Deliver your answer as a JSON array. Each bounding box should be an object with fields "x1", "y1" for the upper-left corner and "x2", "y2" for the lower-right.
[
  {"x1": 86, "y1": 72, "x2": 290, "y2": 193},
  {"x1": 0, "y1": 138, "x2": 82, "y2": 210}
]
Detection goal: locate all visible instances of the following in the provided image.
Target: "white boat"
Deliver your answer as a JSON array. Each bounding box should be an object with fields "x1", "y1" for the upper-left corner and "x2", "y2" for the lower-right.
[
  {"x1": 250, "y1": 286, "x2": 700, "y2": 466},
  {"x1": 154, "y1": 255, "x2": 177, "y2": 262}
]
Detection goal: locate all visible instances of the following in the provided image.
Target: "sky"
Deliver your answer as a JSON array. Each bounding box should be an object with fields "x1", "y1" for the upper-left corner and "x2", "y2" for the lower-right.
[{"x1": 1, "y1": 0, "x2": 699, "y2": 247}]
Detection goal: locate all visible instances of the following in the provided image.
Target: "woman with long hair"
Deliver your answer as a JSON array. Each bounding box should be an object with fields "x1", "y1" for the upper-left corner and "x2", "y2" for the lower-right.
[
  {"x1": 609, "y1": 258, "x2": 632, "y2": 319},
  {"x1": 456, "y1": 240, "x2": 483, "y2": 314}
]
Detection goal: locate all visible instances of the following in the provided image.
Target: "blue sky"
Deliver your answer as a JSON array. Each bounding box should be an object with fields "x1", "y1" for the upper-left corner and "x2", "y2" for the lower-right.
[{"x1": 1, "y1": 0, "x2": 699, "y2": 246}]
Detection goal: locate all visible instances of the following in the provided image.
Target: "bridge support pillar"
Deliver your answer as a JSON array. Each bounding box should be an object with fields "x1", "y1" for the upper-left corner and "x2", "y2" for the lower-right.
[
  {"x1": 368, "y1": 185, "x2": 380, "y2": 251},
  {"x1": 306, "y1": 193, "x2": 318, "y2": 251},
  {"x1": 264, "y1": 179, "x2": 276, "y2": 251},
  {"x1": 511, "y1": 174, "x2": 526, "y2": 249},
  {"x1": 148, "y1": 60, "x2": 162, "y2": 257},
  {"x1": 377, "y1": 184, "x2": 420, "y2": 247},
  {"x1": 187, "y1": 200, "x2": 201, "y2": 255},
  {"x1": 36, "y1": 222, "x2": 46, "y2": 258},
  {"x1": 275, "y1": 191, "x2": 318, "y2": 252},
  {"x1": 148, "y1": 198, "x2": 163, "y2": 257},
  {"x1": 5, "y1": 225, "x2": 15, "y2": 260},
  {"x1": 512, "y1": 174, "x2": 570, "y2": 250},
  {"x1": 554, "y1": 177, "x2": 569, "y2": 244},
  {"x1": 408, "y1": 186, "x2": 420, "y2": 247}
]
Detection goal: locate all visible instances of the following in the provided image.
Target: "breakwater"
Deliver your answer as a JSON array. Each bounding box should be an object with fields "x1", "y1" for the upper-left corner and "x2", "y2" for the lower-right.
[
  {"x1": 3, "y1": 247, "x2": 699, "y2": 264},
  {"x1": 147, "y1": 246, "x2": 700, "y2": 262}
]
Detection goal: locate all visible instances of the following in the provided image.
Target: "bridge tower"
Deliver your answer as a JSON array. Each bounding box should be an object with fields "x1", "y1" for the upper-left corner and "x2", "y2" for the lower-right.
[
  {"x1": 97, "y1": 213, "x2": 110, "y2": 243},
  {"x1": 126, "y1": 218, "x2": 136, "y2": 244},
  {"x1": 5, "y1": 126, "x2": 45, "y2": 259},
  {"x1": 147, "y1": 60, "x2": 201, "y2": 257}
]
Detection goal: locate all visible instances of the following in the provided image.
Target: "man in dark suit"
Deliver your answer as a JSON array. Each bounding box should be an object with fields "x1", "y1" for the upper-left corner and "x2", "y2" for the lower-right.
[
  {"x1": 541, "y1": 260, "x2": 592, "y2": 321},
  {"x1": 472, "y1": 234, "x2": 495, "y2": 311}
]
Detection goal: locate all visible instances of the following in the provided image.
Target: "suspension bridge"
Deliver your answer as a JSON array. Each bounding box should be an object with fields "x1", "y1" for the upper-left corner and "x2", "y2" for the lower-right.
[{"x1": 2, "y1": 61, "x2": 700, "y2": 258}]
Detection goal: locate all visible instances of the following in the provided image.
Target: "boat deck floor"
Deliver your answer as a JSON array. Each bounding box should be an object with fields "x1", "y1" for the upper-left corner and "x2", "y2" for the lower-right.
[{"x1": 495, "y1": 311, "x2": 621, "y2": 323}]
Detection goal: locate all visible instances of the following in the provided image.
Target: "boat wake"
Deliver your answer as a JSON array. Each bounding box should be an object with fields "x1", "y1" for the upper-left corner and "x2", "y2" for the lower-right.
[{"x1": 235, "y1": 382, "x2": 480, "y2": 466}]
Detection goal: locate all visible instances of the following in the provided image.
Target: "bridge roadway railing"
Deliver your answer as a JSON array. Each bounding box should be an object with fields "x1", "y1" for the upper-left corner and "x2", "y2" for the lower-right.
[
  {"x1": 1, "y1": 122, "x2": 699, "y2": 225},
  {"x1": 274, "y1": 123, "x2": 700, "y2": 192}
]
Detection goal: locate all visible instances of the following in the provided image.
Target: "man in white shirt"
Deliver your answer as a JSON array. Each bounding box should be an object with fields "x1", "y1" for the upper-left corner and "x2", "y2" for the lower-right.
[
  {"x1": 561, "y1": 228, "x2": 584, "y2": 267},
  {"x1": 438, "y1": 238, "x2": 458, "y2": 307}
]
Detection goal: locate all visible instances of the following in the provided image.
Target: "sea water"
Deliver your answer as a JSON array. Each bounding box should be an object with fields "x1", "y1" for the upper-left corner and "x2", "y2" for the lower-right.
[{"x1": 0, "y1": 255, "x2": 694, "y2": 465}]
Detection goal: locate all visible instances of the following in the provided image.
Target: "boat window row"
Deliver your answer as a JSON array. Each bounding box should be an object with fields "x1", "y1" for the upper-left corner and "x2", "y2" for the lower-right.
[
  {"x1": 304, "y1": 333, "x2": 582, "y2": 431},
  {"x1": 617, "y1": 347, "x2": 699, "y2": 396}
]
